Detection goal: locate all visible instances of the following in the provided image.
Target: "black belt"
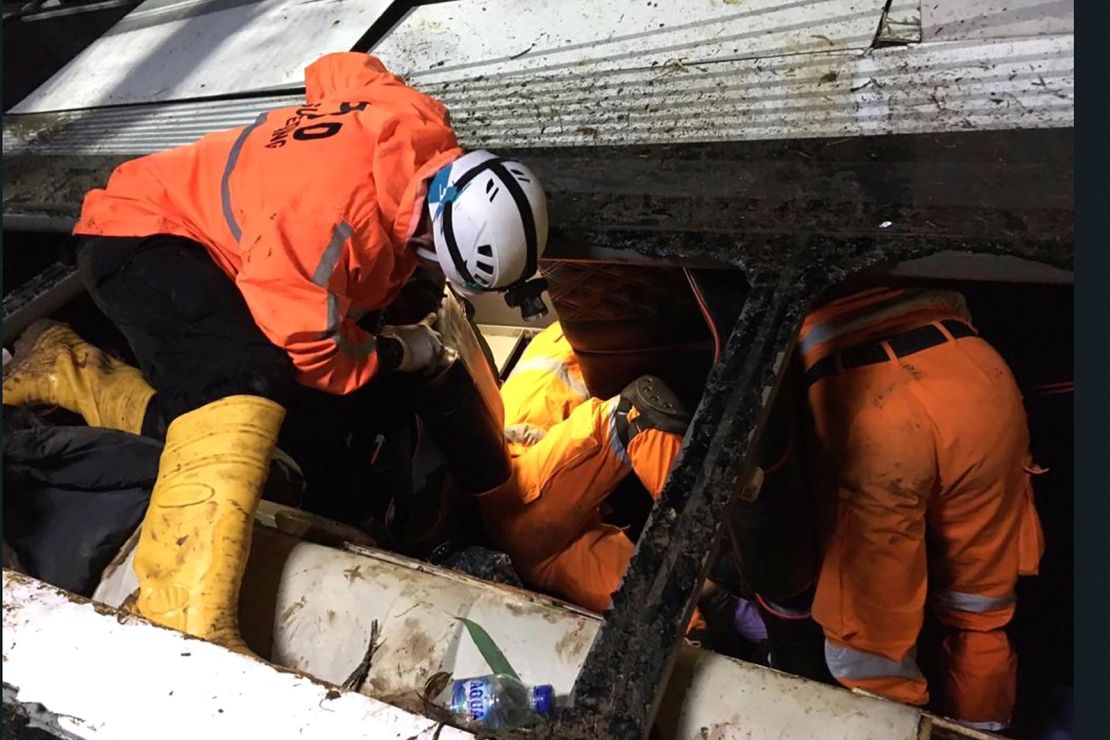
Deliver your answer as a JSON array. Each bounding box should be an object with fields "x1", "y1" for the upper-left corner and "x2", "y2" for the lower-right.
[{"x1": 805, "y1": 319, "x2": 977, "y2": 386}]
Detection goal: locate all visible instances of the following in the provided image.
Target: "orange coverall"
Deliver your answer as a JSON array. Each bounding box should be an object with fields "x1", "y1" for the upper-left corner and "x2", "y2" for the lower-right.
[
  {"x1": 803, "y1": 287, "x2": 1044, "y2": 730},
  {"x1": 74, "y1": 53, "x2": 463, "y2": 395},
  {"x1": 480, "y1": 324, "x2": 683, "y2": 613}
]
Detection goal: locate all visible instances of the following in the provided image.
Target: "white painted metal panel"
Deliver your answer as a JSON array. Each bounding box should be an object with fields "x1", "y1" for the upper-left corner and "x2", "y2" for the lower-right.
[
  {"x1": 94, "y1": 528, "x2": 601, "y2": 704},
  {"x1": 656, "y1": 647, "x2": 923, "y2": 740},
  {"x1": 373, "y1": 0, "x2": 893, "y2": 82},
  {"x1": 272, "y1": 543, "x2": 600, "y2": 705},
  {"x1": 922, "y1": 0, "x2": 1073, "y2": 42},
  {"x1": 16, "y1": 537, "x2": 937, "y2": 740},
  {"x1": 3, "y1": 571, "x2": 474, "y2": 740},
  {"x1": 87, "y1": 524, "x2": 946, "y2": 739},
  {"x1": 12, "y1": 0, "x2": 395, "y2": 114}
]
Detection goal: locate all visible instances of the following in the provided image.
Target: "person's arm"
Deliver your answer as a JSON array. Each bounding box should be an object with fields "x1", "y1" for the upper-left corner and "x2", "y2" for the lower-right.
[
  {"x1": 235, "y1": 204, "x2": 448, "y2": 393},
  {"x1": 234, "y1": 206, "x2": 386, "y2": 395}
]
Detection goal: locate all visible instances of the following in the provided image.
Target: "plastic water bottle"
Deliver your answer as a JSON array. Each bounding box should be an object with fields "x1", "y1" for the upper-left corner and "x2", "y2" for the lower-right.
[{"x1": 443, "y1": 673, "x2": 554, "y2": 729}]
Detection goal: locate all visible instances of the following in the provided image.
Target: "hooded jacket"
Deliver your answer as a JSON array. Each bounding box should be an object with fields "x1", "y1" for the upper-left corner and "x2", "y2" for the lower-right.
[{"x1": 75, "y1": 53, "x2": 463, "y2": 394}]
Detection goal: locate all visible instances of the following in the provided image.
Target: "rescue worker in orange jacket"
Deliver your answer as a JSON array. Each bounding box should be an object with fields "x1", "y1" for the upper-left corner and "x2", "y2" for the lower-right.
[
  {"x1": 801, "y1": 285, "x2": 1044, "y2": 731},
  {"x1": 2, "y1": 52, "x2": 549, "y2": 651},
  {"x1": 478, "y1": 323, "x2": 688, "y2": 612}
]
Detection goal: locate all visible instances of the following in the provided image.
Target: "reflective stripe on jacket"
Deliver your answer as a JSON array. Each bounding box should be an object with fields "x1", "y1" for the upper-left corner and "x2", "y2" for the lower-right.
[
  {"x1": 799, "y1": 287, "x2": 971, "y2": 368},
  {"x1": 75, "y1": 53, "x2": 463, "y2": 394},
  {"x1": 501, "y1": 323, "x2": 590, "y2": 447}
]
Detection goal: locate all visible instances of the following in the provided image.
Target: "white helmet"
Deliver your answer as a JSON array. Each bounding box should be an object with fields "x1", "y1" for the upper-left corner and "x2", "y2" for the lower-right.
[{"x1": 424, "y1": 150, "x2": 548, "y2": 294}]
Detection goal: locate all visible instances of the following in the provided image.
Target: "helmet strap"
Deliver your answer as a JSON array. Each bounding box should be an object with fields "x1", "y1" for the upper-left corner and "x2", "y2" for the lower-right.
[{"x1": 488, "y1": 159, "x2": 538, "y2": 284}]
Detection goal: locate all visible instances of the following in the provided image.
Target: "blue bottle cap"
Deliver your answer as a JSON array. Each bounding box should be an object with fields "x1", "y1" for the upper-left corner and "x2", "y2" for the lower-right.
[{"x1": 532, "y1": 684, "x2": 555, "y2": 717}]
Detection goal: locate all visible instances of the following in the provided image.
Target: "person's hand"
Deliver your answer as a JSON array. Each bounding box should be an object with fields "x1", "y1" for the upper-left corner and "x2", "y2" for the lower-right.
[{"x1": 380, "y1": 313, "x2": 446, "y2": 373}]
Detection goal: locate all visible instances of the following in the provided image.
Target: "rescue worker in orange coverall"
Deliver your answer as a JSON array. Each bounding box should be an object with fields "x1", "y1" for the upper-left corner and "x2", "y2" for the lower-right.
[
  {"x1": 798, "y1": 285, "x2": 1044, "y2": 731},
  {"x1": 2, "y1": 53, "x2": 549, "y2": 652},
  {"x1": 493, "y1": 287, "x2": 1044, "y2": 733},
  {"x1": 477, "y1": 323, "x2": 689, "y2": 613}
]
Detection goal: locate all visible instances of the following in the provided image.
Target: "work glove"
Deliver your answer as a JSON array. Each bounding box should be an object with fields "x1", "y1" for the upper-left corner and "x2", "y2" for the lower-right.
[
  {"x1": 733, "y1": 597, "x2": 769, "y2": 643},
  {"x1": 379, "y1": 313, "x2": 447, "y2": 373}
]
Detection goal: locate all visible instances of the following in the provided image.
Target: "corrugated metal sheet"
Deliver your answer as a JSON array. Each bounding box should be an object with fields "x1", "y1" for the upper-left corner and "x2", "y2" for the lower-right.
[
  {"x1": 3, "y1": 33, "x2": 1073, "y2": 156},
  {"x1": 422, "y1": 34, "x2": 1073, "y2": 147},
  {"x1": 922, "y1": 0, "x2": 1074, "y2": 42},
  {"x1": 5, "y1": 93, "x2": 295, "y2": 154},
  {"x1": 11, "y1": 0, "x2": 396, "y2": 114}
]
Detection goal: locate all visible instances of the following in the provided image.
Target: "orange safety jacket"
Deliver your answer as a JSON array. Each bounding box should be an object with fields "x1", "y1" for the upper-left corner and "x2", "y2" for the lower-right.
[{"x1": 74, "y1": 53, "x2": 464, "y2": 394}]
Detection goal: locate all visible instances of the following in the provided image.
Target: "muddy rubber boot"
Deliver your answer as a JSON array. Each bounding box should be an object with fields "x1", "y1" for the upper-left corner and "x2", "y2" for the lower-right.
[
  {"x1": 2, "y1": 319, "x2": 154, "y2": 434},
  {"x1": 132, "y1": 395, "x2": 284, "y2": 652}
]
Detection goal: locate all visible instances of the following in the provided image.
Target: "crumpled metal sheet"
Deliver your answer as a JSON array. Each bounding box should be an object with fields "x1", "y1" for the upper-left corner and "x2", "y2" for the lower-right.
[{"x1": 436, "y1": 287, "x2": 504, "y2": 426}]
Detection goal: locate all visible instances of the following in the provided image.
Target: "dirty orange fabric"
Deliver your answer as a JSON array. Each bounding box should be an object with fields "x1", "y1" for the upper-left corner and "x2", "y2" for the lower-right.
[
  {"x1": 524, "y1": 524, "x2": 634, "y2": 613},
  {"x1": 804, "y1": 291, "x2": 1043, "y2": 727},
  {"x1": 626, "y1": 411, "x2": 684, "y2": 498},
  {"x1": 479, "y1": 324, "x2": 684, "y2": 612},
  {"x1": 483, "y1": 399, "x2": 666, "y2": 561},
  {"x1": 489, "y1": 402, "x2": 680, "y2": 612},
  {"x1": 686, "y1": 607, "x2": 707, "y2": 637},
  {"x1": 75, "y1": 53, "x2": 463, "y2": 395}
]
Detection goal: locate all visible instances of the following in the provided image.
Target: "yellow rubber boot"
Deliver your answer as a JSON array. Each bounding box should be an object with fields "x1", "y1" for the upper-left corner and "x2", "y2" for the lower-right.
[
  {"x1": 133, "y1": 395, "x2": 285, "y2": 651},
  {"x1": 2, "y1": 319, "x2": 155, "y2": 434}
]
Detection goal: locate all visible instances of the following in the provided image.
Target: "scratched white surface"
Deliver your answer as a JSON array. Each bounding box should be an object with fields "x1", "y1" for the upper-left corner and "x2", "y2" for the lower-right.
[
  {"x1": 11, "y1": 536, "x2": 931, "y2": 740},
  {"x1": 3, "y1": 570, "x2": 474, "y2": 740},
  {"x1": 921, "y1": 0, "x2": 1073, "y2": 41},
  {"x1": 372, "y1": 0, "x2": 893, "y2": 81}
]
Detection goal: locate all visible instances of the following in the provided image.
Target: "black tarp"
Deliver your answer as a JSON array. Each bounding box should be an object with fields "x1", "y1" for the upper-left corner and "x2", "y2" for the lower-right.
[{"x1": 3, "y1": 406, "x2": 155, "y2": 595}]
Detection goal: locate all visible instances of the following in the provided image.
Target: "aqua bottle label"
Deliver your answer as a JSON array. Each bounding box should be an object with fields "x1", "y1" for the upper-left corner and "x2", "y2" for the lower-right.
[{"x1": 451, "y1": 677, "x2": 493, "y2": 722}]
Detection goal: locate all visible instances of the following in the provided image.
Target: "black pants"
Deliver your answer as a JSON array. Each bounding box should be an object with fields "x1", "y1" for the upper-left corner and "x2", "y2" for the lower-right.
[
  {"x1": 75, "y1": 234, "x2": 417, "y2": 524},
  {"x1": 76, "y1": 234, "x2": 299, "y2": 437}
]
